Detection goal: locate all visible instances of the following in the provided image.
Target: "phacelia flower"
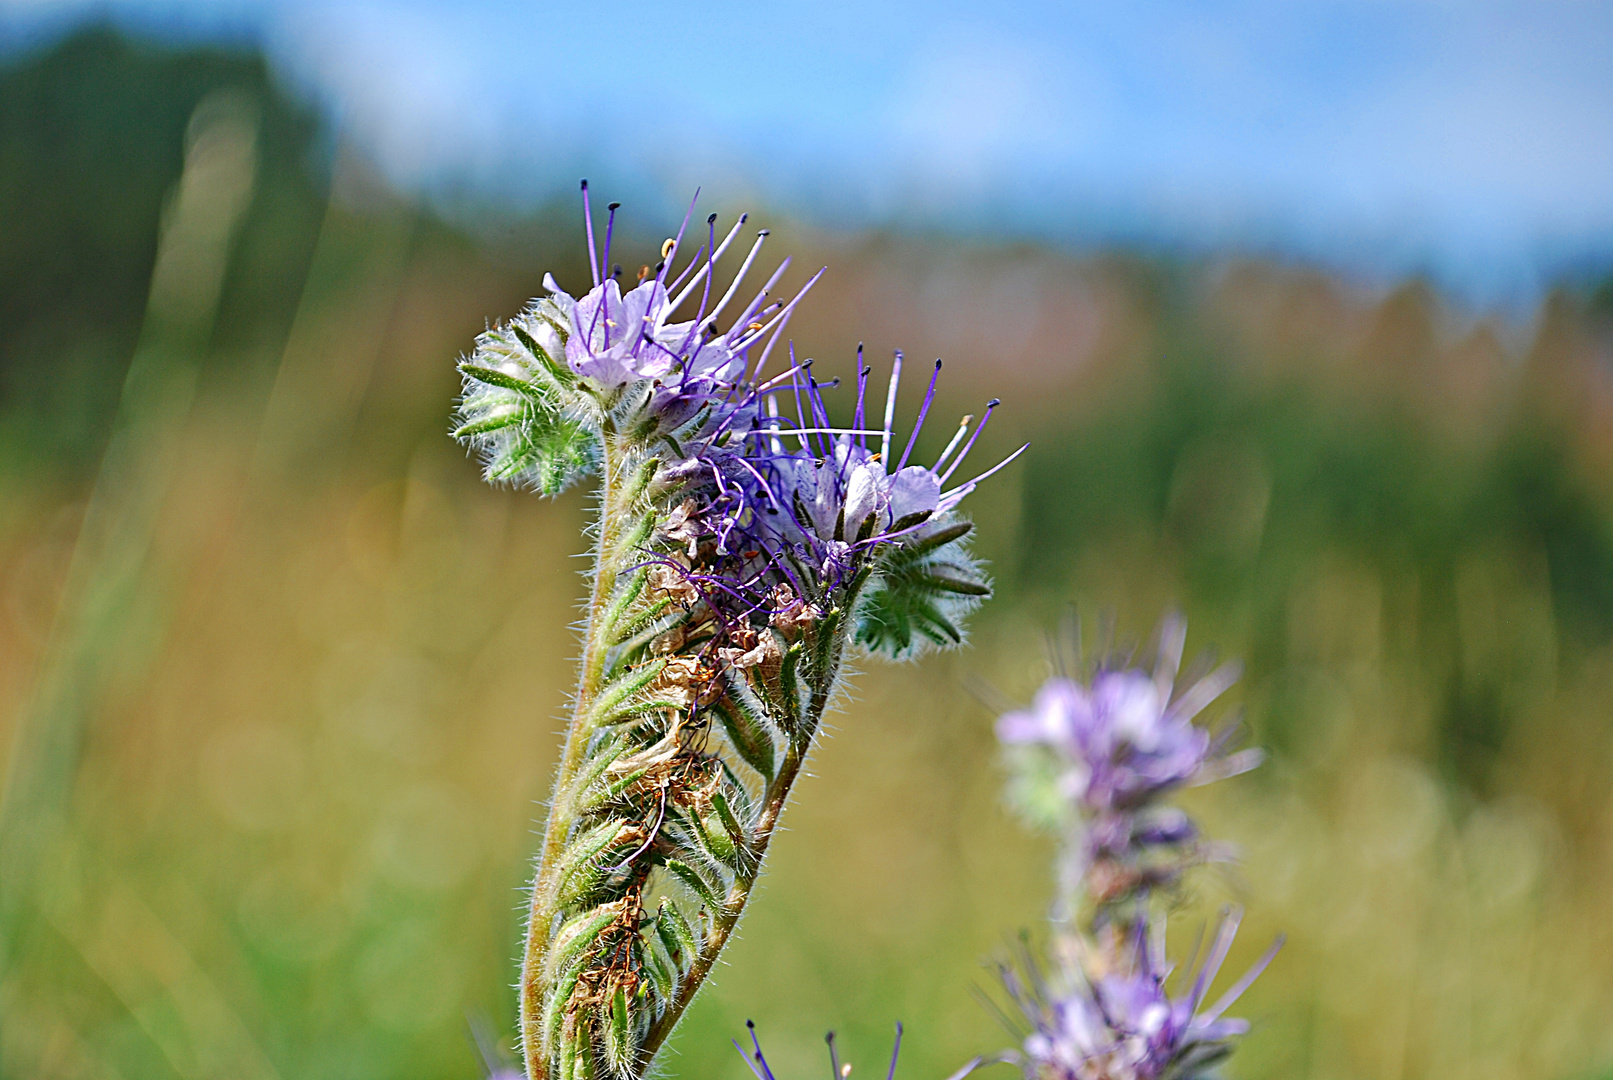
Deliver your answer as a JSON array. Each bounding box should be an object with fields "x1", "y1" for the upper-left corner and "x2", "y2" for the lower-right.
[
  {"x1": 996, "y1": 616, "x2": 1260, "y2": 915},
  {"x1": 999, "y1": 914, "x2": 1281, "y2": 1080}
]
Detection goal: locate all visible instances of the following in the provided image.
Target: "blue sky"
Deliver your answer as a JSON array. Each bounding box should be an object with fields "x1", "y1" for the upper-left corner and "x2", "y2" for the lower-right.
[{"x1": 5, "y1": 0, "x2": 1613, "y2": 302}]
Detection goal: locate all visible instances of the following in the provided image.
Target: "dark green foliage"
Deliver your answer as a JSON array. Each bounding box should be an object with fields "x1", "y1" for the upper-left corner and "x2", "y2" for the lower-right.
[{"x1": 0, "y1": 25, "x2": 327, "y2": 476}]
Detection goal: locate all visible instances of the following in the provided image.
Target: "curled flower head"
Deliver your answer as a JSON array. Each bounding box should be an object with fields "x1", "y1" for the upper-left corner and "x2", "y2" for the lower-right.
[{"x1": 999, "y1": 915, "x2": 1281, "y2": 1080}]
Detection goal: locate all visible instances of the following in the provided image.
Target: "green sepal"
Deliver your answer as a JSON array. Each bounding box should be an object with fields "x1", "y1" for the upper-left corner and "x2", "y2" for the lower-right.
[
  {"x1": 654, "y1": 899, "x2": 697, "y2": 967},
  {"x1": 711, "y1": 790, "x2": 746, "y2": 853},
  {"x1": 555, "y1": 819, "x2": 630, "y2": 906},
  {"x1": 545, "y1": 966, "x2": 584, "y2": 1062},
  {"x1": 599, "y1": 568, "x2": 648, "y2": 645},
  {"x1": 663, "y1": 857, "x2": 724, "y2": 913},
  {"x1": 643, "y1": 941, "x2": 676, "y2": 1002},
  {"x1": 452, "y1": 411, "x2": 523, "y2": 438},
  {"x1": 713, "y1": 681, "x2": 777, "y2": 781},
  {"x1": 604, "y1": 984, "x2": 635, "y2": 1077},
  {"x1": 511, "y1": 323, "x2": 575, "y2": 388},
  {"x1": 460, "y1": 362, "x2": 547, "y2": 397},
  {"x1": 902, "y1": 519, "x2": 973, "y2": 556},
  {"x1": 692, "y1": 806, "x2": 739, "y2": 869},
  {"x1": 914, "y1": 571, "x2": 991, "y2": 596},
  {"x1": 547, "y1": 903, "x2": 622, "y2": 983},
  {"x1": 588, "y1": 659, "x2": 668, "y2": 728},
  {"x1": 777, "y1": 641, "x2": 804, "y2": 731},
  {"x1": 613, "y1": 512, "x2": 655, "y2": 565}
]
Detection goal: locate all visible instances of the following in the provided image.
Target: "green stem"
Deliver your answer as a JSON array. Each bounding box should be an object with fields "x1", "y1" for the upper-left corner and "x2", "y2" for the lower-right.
[
  {"x1": 637, "y1": 676, "x2": 836, "y2": 1066},
  {"x1": 521, "y1": 430, "x2": 626, "y2": 1080}
]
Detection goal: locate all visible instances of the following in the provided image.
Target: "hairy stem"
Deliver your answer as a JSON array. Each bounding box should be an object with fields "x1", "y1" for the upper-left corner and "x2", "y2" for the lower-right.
[
  {"x1": 637, "y1": 678, "x2": 836, "y2": 1066},
  {"x1": 521, "y1": 429, "x2": 625, "y2": 1079}
]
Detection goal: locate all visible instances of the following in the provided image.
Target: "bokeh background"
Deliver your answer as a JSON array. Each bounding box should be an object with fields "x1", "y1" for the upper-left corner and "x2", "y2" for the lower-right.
[{"x1": 3, "y1": 4, "x2": 1613, "y2": 1079}]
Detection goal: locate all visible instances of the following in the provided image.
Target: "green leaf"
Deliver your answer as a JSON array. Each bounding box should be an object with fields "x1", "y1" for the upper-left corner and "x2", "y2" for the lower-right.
[
  {"x1": 713, "y1": 684, "x2": 776, "y2": 781},
  {"x1": 460, "y1": 362, "x2": 546, "y2": 397},
  {"x1": 663, "y1": 858, "x2": 724, "y2": 912},
  {"x1": 512, "y1": 323, "x2": 575, "y2": 388}
]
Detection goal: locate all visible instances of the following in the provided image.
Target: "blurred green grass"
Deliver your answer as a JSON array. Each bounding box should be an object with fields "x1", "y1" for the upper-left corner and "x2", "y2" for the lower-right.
[{"x1": 3, "y1": 25, "x2": 1613, "y2": 1080}]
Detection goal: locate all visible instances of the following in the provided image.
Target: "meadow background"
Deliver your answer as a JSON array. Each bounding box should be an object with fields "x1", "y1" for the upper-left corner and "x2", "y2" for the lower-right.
[{"x1": 3, "y1": 21, "x2": 1613, "y2": 1080}]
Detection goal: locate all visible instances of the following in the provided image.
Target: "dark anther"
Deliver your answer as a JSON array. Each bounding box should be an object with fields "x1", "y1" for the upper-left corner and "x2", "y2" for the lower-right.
[
  {"x1": 580, "y1": 178, "x2": 589, "y2": 190},
  {"x1": 988, "y1": 398, "x2": 1001, "y2": 407},
  {"x1": 935, "y1": 359, "x2": 943, "y2": 369},
  {"x1": 708, "y1": 213, "x2": 718, "y2": 224},
  {"x1": 608, "y1": 201, "x2": 621, "y2": 210},
  {"x1": 758, "y1": 229, "x2": 771, "y2": 237}
]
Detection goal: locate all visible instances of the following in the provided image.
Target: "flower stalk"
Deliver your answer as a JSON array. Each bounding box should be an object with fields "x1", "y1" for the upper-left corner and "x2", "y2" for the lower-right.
[{"x1": 454, "y1": 185, "x2": 1022, "y2": 1080}]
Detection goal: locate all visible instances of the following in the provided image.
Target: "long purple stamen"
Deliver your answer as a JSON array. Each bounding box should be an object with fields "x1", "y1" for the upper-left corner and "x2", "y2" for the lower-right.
[
  {"x1": 670, "y1": 214, "x2": 749, "y2": 317},
  {"x1": 897, "y1": 360, "x2": 941, "y2": 472},
  {"x1": 932, "y1": 414, "x2": 972, "y2": 474},
  {"x1": 678, "y1": 214, "x2": 720, "y2": 356},
  {"x1": 941, "y1": 441, "x2": 1028, "y2": 500},
  {"x1": 853, "y1": 345, "x2": 868, "y2": 447},
  {"x1": 730, "y1": 257, "x2": 793, "y2": 348},
  {"x1": 734, "y1": 266, "x2": 826, "y2": 353},
  {"x1": 887, "y1": 1023, "x2": 903, "y2": 1080},
  {"x1": 602, "y1": 201, "x2": 620, "y2": 279},
  {"x1": 581, "y1": 179, "x2": 599, "y2": 288},
  {"x1": 700, "y1": 222, "x2": 762, "y2": 328},
  {"x1": 747, "y1": 1021, "x2": 777, "y2": 1080}
]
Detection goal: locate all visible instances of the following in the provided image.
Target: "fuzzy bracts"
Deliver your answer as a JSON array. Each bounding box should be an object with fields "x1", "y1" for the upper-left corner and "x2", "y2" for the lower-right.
[{"x1": 452, "y1": 184, "x2": 1021, "y2": 1080}]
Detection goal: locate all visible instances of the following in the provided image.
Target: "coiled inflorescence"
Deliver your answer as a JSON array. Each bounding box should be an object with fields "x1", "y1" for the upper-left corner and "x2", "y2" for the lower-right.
[{"x1": 454, "y1": 184, "x2": 1022, "y2": 1080}]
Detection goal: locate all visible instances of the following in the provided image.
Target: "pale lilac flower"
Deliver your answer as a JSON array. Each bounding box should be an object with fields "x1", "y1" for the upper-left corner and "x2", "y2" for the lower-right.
[
  {"x1": 553, "y1": 183, "x2": 820, "y2": 426},
  {"x1": 997, "y1": 616, "x2": 1257, "y2": 816}
]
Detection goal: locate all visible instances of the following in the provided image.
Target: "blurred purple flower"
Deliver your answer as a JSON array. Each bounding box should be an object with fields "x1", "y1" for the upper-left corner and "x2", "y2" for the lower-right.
[
  {"x1": 999, "y1": 914, "x2": 1280, "y2": 1080},
  {"x1": 996, "y1": 618, "x2": 1254, "y2": 815},
  {"x1": 995, "y1": 616, "x2": 1261, "y2": 915}
]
